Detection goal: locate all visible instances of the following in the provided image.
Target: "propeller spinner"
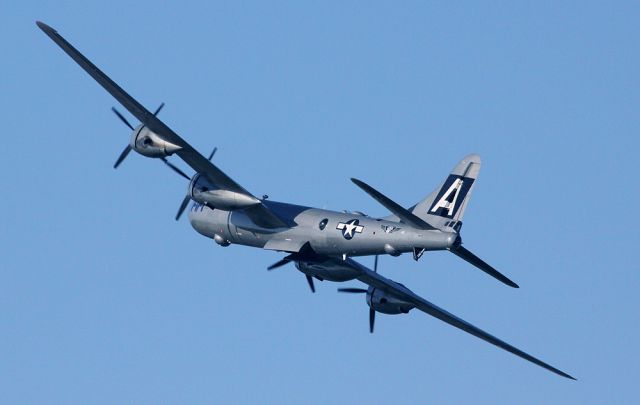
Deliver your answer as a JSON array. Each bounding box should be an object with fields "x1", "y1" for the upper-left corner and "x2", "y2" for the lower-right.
[
  {"x1": 112, "y1": 102, "x2": 165, "y2": 169},
  {"x1": 111, "y1": 104, "x2": 212, "y2": 221},
  {"x1": 112, "y1": 102, "x2": 188, "y2": 181},
  {"x1": 174, "y1": 147, "x2": 217, "y2": 221}
]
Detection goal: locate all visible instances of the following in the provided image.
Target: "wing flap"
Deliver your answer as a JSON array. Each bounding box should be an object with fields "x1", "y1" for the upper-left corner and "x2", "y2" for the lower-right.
[{"x1": 263, "y1": 238, "x2": 309, "y2": 253}]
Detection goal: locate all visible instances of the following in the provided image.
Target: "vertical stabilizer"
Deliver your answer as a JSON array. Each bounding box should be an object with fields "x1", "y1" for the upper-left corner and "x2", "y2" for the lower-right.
[{"x1": 411, "y1": 154, "x2": 481, "y2": 231}]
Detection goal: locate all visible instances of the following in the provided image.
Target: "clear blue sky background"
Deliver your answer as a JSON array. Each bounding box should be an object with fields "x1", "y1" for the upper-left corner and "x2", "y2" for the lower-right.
[{"x1": 2, "y1": 1, "x2": 639, "y2": 404}]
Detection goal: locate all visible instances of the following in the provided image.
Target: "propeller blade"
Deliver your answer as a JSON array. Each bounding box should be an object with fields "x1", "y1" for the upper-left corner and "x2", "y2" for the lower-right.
[
  {"x1": 267, "y1": 258, "x2": 291, "y2": 271},
  {"x1": 305, "y1": 275, "x2": 316, "y2": 293},
  {"x1": 374, "y1": 255, "x2": 378, "y2": 273},
  {"x1": 161, "y1": 158, "x2": 190, "y2": 181},
  {"x1": 153, "y1": 102, "x2": 165, "y2": 116},
  {"x1": 369, "y1": 307, "x2": 375, "y2": 333},
  {"x1": 175, "y1": 195, "x2": 191, "y2": 221},
  {"x1": 113, "y1": 145, "x2": 132, "y2": 169},
  {"x1": 450, "y1": 245, "x2": 519, "y2": 288},
  {"x1": 208, "y1": 147, "x2": 218, "y2": 161},
  {"x1": 111, "y1": 107, "x2": 134, "y2": 130},
  {"x1": 338, "y1": 288, "x2": 367, "y2": 293}
]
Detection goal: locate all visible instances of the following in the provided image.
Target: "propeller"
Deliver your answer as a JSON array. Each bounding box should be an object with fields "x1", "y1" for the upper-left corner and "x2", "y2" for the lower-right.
[
  {"x1": 111, "y1": 103, "x2": 165, "y2": 169},
  {"x1": 113, "y1": 144, "x2": 132, "y2": 169},
  {"x1": 111, "y1": 107, "x2": 134, "y2": 169},
  {"x1": 267, "y1": 257, "x2": 291, "y2": 271},
  {"x1": 112, "y1": 102, "x2": 196, "y2": 219},
  {"x1": 175, "y1": 147, "x2": 217, "y2": 221},
  {"x1": 337, "y1": 288, "x2": 367, "y2": 293},
  {"x1": 338, "y1": 255, "x2": 378, "y2": 333},
  {"x1": 153, "y1": 102, "x2": 165, "y2": 116},
  {"x1": 305, "y1": 275, "x2": 316, "y2": 293},
  {"x1": 207, "y1": 147, "x2": 218, "y2": 161},
  {"x1": 369, "y1": 307, "x2": 375, "y2": 334},
  {"x1": 175, "y1": 196, "x2": 191, "y2": 221},
  {"x1": 267, "y1": 252, "x2": 316, "y2": 293},
  {"x1": 338, "y1": 286, "x2": 375, "y2": 333},
  {"x1": 161, "y1": 158, "x2": 190, "y2": 180}
]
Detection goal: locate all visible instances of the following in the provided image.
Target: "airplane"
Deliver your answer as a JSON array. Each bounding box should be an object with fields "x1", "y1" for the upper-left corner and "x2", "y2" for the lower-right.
[{"x1": 36, "y1": 21, "x2": 575, "y2": 380}]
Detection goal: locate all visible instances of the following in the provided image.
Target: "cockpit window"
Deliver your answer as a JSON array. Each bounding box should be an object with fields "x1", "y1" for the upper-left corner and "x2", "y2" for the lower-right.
[{"x1": 319, "y1": 218, "x2": 328, "y2": 230}]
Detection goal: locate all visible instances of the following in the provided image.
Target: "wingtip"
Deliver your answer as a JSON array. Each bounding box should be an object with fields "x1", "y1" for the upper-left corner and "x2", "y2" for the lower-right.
[
  {"x1": 558, "y1": 370, "x2": 577, "y2": 380},
  {"x1": 351, "y1": 178, "x2": 367, "y2": 188},
  {"x1": 500, "y1": 276, "x2": 519, "y2": 288},
  {"x1": 35, "y1": 21, "x2": 54, "y2": 32}
]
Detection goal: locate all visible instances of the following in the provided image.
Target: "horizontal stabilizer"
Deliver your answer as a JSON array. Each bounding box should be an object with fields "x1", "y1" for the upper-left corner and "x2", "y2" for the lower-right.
[
  {"x1": 450, "y1": 245, "x2": 519, "y2": 288},
  {"x1": 351, "y1": 178, "x2": 436, "y2": 230}
]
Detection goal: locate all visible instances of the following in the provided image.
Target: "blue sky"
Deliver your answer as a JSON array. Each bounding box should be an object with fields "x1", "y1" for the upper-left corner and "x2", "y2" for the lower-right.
[{"x1": 2, "y1": 1, "x2": 639, "y2": 403}]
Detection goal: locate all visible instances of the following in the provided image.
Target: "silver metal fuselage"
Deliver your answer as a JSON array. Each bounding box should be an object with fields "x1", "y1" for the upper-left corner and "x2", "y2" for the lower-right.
[{"x1": 188, "y1": 200, "x2": 456, "y2": 257}]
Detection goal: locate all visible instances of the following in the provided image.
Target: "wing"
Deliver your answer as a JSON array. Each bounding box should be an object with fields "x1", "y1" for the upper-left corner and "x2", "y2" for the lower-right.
[
  {"x1": 345, "y1": 258, "x2": 575, "y2": 379},
  {"x1": 36, "y1": 21, "x2": 287, "y2": 229}
]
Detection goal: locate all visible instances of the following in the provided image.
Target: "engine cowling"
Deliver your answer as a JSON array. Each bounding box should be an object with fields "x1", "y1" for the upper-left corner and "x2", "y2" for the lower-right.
[
  {"x1": 130, "y1": 125, "x2": 182, "y2": 158},
  {"x1": 367, "y1": 287, "x2": 414, "y2": 315},
  {"x1": 188, "y1": 173, "x2": 261, "y2": 210},
  {"x1": 295, "y1": 258, "x2": 361, "y2": 282}
]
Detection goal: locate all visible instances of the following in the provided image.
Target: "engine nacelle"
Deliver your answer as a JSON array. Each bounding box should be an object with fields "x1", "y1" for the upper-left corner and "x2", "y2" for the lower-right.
[
  {"x1": 188, "y1": 173, "x2": 261, "y2": 210},
  {"x1": 367, "y1": 287, "x2": 414, "y2": 315},
  {"x1": 295, "y1": 258, "x2": 361, "y2": 282},
  {"x1": 130, "y1": 125, "x2": 182, "y2": 158}
]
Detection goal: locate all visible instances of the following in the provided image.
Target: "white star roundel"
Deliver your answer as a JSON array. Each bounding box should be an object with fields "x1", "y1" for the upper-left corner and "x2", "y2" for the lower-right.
[{"x1": 336, "y1": 219, "x2": 364, "y2": 240}]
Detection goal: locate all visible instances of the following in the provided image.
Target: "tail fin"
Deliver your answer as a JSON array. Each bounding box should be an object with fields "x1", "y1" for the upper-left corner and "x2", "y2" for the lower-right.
[{"x1": 411, "y1": 154, "x2": 481, "y2": 231}]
